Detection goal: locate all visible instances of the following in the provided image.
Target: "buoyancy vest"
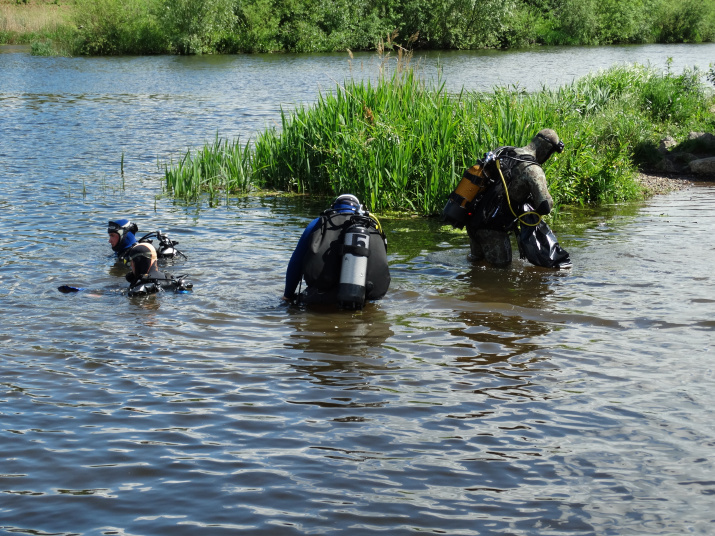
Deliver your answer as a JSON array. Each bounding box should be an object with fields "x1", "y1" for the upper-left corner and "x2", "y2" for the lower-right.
[
  {"x1": 302, "y1": 211, "x2": 390, "y2": 300},
  {"x1": 118, "y1": 233, "x2": 184, "y2": 265},
  {"x1": 469, "y1": 147, "x2": 538, "y2": 231},
  {"x1": 127, "y1": 271, "x2": 192, "y2": 297}
]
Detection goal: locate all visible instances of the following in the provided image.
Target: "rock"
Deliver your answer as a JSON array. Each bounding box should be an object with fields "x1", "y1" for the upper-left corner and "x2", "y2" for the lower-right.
[
  {"x1": 689, "y1": 157, "x2": 715, "y2": 175},
  {"x1": 687, "y1": 132, "x2": 715, "y2": 152},
  {"x1": 673, "y1": 152, "x2": 698, "y2": 164},
  {"x1": 655, "y1": 158, "x2": 676, "y2": 173},
  {"x1": 658, "y1": 136, "x2": 677, "y2": 154},
  {"x1": 688, "y1": 132, "x2": 715, "y2": 143}
]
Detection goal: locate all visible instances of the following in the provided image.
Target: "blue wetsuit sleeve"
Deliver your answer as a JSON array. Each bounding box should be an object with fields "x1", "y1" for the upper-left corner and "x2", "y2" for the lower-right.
[{"x1": 284, "y1": 217, "x2": 321, "y2": 299}]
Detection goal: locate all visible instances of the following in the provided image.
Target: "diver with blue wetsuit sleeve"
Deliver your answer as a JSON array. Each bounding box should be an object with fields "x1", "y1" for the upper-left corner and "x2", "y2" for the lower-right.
[
  {"x1": 108, "y1": 218, "x2": 185, "y2": 265},
  {"x1": 108, "y1": 219, "x2": 139, "y2": 264},
  {"x1": 283, "y1": 194, "x2": 390, "y2": 309}
]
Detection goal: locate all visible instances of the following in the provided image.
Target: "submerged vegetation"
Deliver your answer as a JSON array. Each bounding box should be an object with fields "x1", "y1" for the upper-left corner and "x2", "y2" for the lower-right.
[
  {"x1": 163, "y1": 60, "x2": 715, "y2": 215},
  {"x1": 2, "y1": 0, "x2": 715, "y2": 55}
]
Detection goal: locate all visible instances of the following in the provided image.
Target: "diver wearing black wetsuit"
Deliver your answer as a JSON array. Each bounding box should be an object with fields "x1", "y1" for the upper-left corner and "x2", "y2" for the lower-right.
[{"x1": 126, "y1": 243, "x2": 192, "y2": 297}]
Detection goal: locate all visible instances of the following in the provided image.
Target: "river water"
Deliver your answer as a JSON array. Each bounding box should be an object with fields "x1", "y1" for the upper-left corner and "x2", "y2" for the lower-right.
[{"x1": 0, "y1": 44, "x2": 714, "y2": 535}]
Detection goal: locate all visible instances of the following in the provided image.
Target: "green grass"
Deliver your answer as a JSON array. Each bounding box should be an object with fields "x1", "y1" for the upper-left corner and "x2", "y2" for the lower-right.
[
  {"x1": 163, "y1": 62, "x2": 714, "y2": 215},
  {"x1": 163, "y1": 135, "x2": 252, "y2": 204},
  {"x1": 5, "y1": 0, "x2": 715, "y2": 55}
]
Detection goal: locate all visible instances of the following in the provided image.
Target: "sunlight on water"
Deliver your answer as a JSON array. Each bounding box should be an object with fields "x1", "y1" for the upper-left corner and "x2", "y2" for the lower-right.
[{"x1": 1, "y1": 45, "x2": 714, "y2": 535}]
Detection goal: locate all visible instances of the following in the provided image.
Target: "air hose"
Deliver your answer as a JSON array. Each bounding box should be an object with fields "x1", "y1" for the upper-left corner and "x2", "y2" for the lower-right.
[{"x1": 496, "y1": 159, "x2": 542, "y2": 227}]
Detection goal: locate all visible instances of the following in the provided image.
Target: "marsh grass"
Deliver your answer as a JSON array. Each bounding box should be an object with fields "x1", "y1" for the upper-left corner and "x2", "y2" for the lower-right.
[
  {"x1": 163, "y1": 60, "x2": 714, "y2": 214},
  {"x1": 163, "y1": 136, "x2": 252, "y2": 203},
  {"x1": 0, "y1": 1, "x2": 69, "y2": 34},
  {"x1": 0, "y1": 0, "x2": 72, "y2": 49}
]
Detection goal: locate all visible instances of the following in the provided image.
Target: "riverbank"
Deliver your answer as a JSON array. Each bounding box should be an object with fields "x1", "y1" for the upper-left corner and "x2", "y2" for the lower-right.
[
  {"x1": 636, "y1": 172, "x2": 693, "y2": 195},
  {"x1": 2, "y1": 0, "x2": 715, "y2": 55},
  {"x1": 163, "y1": 63, "x2": 715, "y2": 215},
  {"x1": 0, "y1": 0, "x2": 71, "y2": 45}
]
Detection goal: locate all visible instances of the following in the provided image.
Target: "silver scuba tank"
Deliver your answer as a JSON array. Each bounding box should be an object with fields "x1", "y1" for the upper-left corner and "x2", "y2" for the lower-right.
[
  {"x1": 159, "y1": 245, "x2": 176, "y2": 257},
  {"x1": 338, "y1": 224, "x2": 370, "y2": 309},
  {"x1": 156, "y1": 231, "x2": 176, "y2": 258}
]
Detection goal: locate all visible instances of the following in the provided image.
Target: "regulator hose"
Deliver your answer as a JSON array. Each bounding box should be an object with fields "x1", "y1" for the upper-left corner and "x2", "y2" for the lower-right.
[{"x1": 496, "y1": 159, "x2": 542, "y2": 227}]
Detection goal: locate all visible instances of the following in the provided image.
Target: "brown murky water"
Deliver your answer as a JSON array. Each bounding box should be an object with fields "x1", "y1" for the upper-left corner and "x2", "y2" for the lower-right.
[{"x1": 1, "y1": 45, "x2": 714, "y2": 535}]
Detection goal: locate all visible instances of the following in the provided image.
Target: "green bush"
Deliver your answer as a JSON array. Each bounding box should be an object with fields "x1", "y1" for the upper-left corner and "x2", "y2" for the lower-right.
[
  {"x1": 159, "y1": 0, "x2": 236, "y2": 54},
  {"x1": 72, "y1": 0, "x2": 166, "y2": 55},
  {"x1": 654, "y1": 0, "x2": 715, "y2": 43},
  {"x1": 30, "y1": 39, "x2": 54, "y2": 55},
  {"x1": 639, "y1": 63, "x2": 707, "y2": 124},
  {"x1": 26, "y1": 0, "x2": 715, "y2": 55},
  {"x1": 164, "y1": 61, "x2": 713, "y2": 214}
]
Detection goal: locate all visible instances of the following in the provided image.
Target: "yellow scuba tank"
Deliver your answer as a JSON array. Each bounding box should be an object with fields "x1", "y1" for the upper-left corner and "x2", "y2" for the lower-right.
[{"x1": 442, "y1": 156, "x2": 494, "y2": 229}]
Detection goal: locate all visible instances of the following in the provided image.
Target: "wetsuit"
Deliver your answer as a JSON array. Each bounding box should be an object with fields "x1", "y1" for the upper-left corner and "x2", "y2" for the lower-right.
[
  {"x1": 125, "y1": 242, "x2": 192, "y2": 296},
  {"x1": 113, "y1": 231, "x2": 138, "y2": 264},
  {"x1": 126, "y1": 268, "x2": 192, "y2": 297},
  {"x1": 466, "y1": 146, "x2": 554, "y2": 267},
  {"x1": 284, "y1": 206, "x2": 390, "y2": 304}
]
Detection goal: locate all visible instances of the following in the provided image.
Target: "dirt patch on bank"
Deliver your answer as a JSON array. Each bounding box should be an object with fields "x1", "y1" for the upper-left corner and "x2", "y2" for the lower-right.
[{"x1": 636, "y1": 172, "x2": 693, "y2": 196}]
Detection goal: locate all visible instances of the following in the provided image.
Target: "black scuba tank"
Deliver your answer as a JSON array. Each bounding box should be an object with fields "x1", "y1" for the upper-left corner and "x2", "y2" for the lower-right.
[
  {"x1": 337, "y1": 224, "x2": 370, "y2": 309},
  {"x1": 442, "y1": 151, "x2": 497, "y2": 229}
]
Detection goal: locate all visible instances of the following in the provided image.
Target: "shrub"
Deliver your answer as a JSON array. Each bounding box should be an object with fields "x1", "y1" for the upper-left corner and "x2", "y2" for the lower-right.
[
  {"x1": 72, "y1": 0, "x2": 166, "y2": 55},
  {"x1": 159, "y1": 0, "x2": 236, "y2": 54},
  {"x1": 164, "y1": 61, "x2": 712, "y2": 214}
]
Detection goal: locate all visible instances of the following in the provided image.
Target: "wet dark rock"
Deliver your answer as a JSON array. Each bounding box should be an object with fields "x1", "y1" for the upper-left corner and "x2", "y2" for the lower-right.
[
  {"x1": 647, "y1": 131, "x2": 715, "y2": 179},
  {"x1": 690, "y1": 156, "x2": 715, "y2": 175}
]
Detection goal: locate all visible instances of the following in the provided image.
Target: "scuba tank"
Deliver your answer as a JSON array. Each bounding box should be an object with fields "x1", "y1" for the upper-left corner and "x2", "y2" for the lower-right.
[
  {"x1": 337, "y1": 224, "x2": 370, "y2": 309},
  {"x1": 442, "y1": 151, "x2": 496, "y2": 229},
  {"x1": 137, "y1": 230, "x2": 186, "y2": 259},
  {"x1": 155, "y1": 231, "x2": 179, "y2": 258}
]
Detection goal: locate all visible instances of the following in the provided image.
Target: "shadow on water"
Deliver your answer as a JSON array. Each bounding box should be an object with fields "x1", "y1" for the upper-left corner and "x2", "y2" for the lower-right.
[
  {"x1": 2, "y1": 48, "x2": 715, "y2": 535},
  {"x1": 284, "y1": 305, "x2": 395, "y2": 361}
]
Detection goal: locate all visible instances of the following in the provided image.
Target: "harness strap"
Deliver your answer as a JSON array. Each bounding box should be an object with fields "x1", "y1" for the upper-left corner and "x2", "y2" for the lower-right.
[{"x1": 341, "y1": 244, "x2": 371, "y2": 257}]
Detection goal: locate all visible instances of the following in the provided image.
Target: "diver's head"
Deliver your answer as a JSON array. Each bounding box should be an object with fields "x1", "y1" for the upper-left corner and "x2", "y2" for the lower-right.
[
  {"x1": 527, "y1": 129, "x2": 564, "y2": 164},
  {"x1": 108, "y1": 219, "x2": 138, "y2": 251},
  {"x1": 331, "y1": 194, "x2": 363, "y2": 214},
  {"x1": 128, "y1": 243, "x2": 158, "y2": 277}
]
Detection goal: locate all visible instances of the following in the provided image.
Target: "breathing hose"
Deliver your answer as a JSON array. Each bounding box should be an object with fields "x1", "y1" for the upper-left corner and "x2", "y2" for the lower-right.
[
  {"x1": 496, "y1": 159, "x2": 542, "y2": 227},
  {"x1": 368, "y1": 213, "x2": 382, "y2": 233}
]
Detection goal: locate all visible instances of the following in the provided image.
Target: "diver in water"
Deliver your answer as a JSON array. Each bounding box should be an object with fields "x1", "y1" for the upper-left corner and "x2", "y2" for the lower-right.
[
  {"x1": 126, "y1": 243, "x2": 192, "y2": 297},
  {"x1": 108, "y1": 219, "x2": 139, "y2": 263},
  {"x1": 108, "y1": 218, "x2": 185, "y2": 265},
  {"x1": 283, "y1": 194, "x2": 390, "y2": 309},
  {"x1": 443, "y1": 128, "x2": 570, "y2": 269}
]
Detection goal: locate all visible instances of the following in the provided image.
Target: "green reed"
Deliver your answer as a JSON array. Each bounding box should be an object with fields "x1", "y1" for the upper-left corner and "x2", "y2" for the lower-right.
[
  {"x1": 163, "y1": 135, "x2": 252, "y2": 201},
  {"x1": 162, "y1": 62, "x2": 713, "y2": 214}
]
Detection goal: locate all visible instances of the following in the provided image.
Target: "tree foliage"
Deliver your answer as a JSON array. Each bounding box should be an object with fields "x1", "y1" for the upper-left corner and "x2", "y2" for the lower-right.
[{"x1": 46, "y1": 0, "x2": 715, "y2": 55}]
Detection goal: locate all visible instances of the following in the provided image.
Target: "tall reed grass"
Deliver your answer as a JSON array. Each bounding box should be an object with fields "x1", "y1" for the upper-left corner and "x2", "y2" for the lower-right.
[
  {"x1": 163, "y1": 61, "x2": 714, "y2": 214},
  {"x1": 0, "y1": 1, "x2": 71, "y2": 44},
  {"x1": 163, "y1": 136, "x2": 252, "y2": 204}
]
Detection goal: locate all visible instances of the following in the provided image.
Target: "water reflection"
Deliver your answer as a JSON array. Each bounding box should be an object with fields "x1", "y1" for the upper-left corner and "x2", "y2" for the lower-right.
[
  {"x1": 281, "y1": 306, "x2": 395, "y2": 404},
  {"x1": 457, "y1": 261, "x2": 563, "y2": 306},
  {"x1": 284, "y1": 306, "x2": 394, "y2": 359},
  {"x1": 2, "y1": 47, "x2": 715, "y2": 535}
]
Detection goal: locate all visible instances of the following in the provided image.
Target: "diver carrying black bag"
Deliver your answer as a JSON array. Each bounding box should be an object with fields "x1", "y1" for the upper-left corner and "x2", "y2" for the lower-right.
[{"x1": 516, "y1": 204, "x2": 571, "y2": 269}]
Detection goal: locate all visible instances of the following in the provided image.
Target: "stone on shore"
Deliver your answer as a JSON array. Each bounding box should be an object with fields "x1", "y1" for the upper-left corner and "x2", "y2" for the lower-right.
[{"x1": 689, "y1": 156, "x2": 715, "y2": 176}]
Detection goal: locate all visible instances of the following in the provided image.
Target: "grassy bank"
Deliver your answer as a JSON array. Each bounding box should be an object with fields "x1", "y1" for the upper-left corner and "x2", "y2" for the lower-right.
[
  {"x1": 163, "y1": 62, "x2": 714, "y2": 215},
  {"x1": 0, "y1": 0, "x2": 71, "y2": 48},
  {"x1": 2, "y1": 0, "x2": 715, "y2": 55}
]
